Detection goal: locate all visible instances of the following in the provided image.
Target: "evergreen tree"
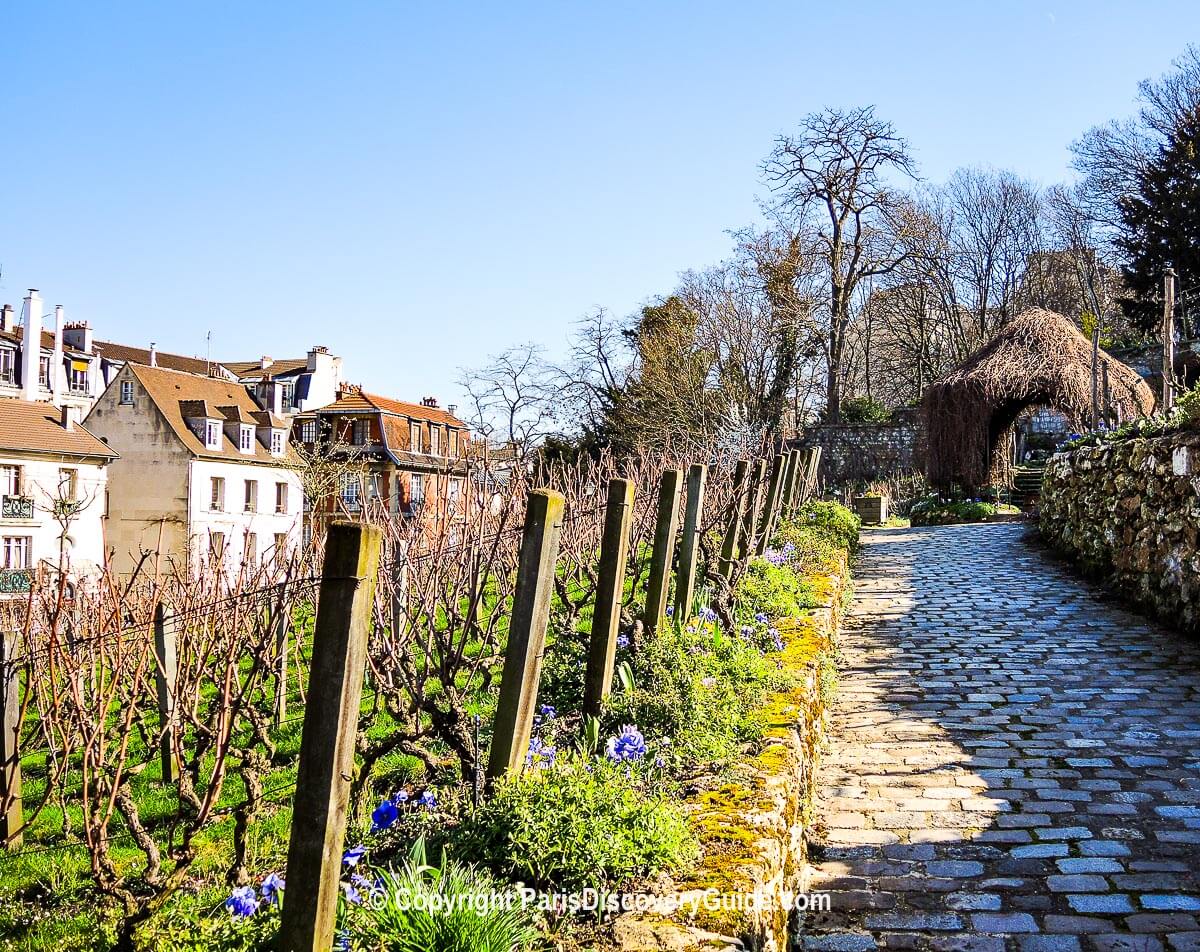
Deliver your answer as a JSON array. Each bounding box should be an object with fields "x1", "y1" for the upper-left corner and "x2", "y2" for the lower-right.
[{"x1": 1118, "y1": 106, "x2": 1200, "y2": 330}]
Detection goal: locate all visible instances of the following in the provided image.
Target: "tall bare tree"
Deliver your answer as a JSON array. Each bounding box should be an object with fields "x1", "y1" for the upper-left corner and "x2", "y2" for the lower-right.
[{"x1": 763, "y1": 106, "x2": 917, "y2": 422}]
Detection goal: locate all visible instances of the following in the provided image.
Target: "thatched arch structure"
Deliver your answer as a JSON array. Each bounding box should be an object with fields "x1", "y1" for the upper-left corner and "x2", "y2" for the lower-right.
[{"x1": 922, "y1": 308, "x2": 1156, "y2": 489}]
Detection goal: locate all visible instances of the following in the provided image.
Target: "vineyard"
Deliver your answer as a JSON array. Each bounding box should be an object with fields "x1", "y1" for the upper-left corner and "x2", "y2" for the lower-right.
[{"x1": 0, "y1": 441, "x2": 856, "y2": 951}]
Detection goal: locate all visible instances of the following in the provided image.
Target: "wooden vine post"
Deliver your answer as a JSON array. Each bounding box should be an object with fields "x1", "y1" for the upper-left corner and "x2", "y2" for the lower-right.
[
  {"x1": 756, "y1": 453, "x2": 787, "y2": 556},
  {"x1": 718, "y1": 459, "x2": 750, "y2": 577},
  {"x1": 740, "y1": 458, "x2": 767, "y2": 557},
  {"x1": 152, "y1": 603, "x2": 179, "y2": 784},
  {"x1": 0, "y1": 630, "x2": 21, "y2": 848},
  {"x1": 643, "y1": 469, "x2": 683, "y2": 635},
  {"x1": 673, "y1": 463, "x2": 708, "y2": 621},
  {"x1": 487, "y1": 489, "x2": 565, "y2": 780},
  {"x1": 780, "y1": 449, "x2": 801, "y2": 518},
  {"x1": 278, "y1": 522, "x2": 382, "y2": 952},
  {"x1": 583, "y1": 478, "x2": 634, "y2": 718}
]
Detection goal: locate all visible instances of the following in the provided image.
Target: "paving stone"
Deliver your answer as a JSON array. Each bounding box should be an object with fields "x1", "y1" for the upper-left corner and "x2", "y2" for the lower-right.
[
  {"x1": 809, "y1": 525, "x2": 1200, "y2": 950},
  {"x1": 972, "y1": 912, "x2": 1039, "y2": 933}
]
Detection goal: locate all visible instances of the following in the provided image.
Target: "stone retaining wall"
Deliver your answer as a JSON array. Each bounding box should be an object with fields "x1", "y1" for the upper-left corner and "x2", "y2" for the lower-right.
[
  {"x1": 612, "y1": 567, "x2": 847, "y2": 952},
  {"x1": 798, "y1": 412, "x2": 920, "y2": 485},
  {"x1": 1040, "y1": 433, "x2": 1200, "y2": 631}
]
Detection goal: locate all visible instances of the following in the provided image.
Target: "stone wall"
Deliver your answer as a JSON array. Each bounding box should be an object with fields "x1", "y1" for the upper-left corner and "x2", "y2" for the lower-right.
[
  {"x1": 1040, "y1": 433, "x2": 1200, "y2": 631},
  {"x1": 798, "y1": 409, "x2": 921, "y2": 486}
]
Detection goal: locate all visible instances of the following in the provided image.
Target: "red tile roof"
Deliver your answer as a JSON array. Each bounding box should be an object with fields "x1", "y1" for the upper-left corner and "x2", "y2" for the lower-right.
[
  {"x1": 127, "y1": 364, "x2": 297, "y2": 465},
  {"x1": 0, "y1": 398, "x2": 117, "y2": 460},
  {"x1": 94, "y1": 341, "x2": 221, "y2": 376},
  {"x1": 316, "y1": 390, "x2": 468, "y2": 428}
]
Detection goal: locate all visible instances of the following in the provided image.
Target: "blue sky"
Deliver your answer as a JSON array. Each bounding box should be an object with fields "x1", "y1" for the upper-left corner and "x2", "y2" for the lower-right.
[{"x1": 4, "y1": 2, "x2": 1199, "y2": 405}]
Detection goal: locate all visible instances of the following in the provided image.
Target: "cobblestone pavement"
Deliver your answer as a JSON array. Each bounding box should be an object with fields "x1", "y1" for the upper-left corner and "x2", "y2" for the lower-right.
[{"x1": 797, "y1": 523, "x2": 1200, "y2": 952}]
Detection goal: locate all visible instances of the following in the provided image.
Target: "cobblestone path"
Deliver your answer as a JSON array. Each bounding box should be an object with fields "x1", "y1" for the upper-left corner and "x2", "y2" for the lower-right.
[{"x1": 798, "y1": 523, "x2": 1200, "y2": 952}]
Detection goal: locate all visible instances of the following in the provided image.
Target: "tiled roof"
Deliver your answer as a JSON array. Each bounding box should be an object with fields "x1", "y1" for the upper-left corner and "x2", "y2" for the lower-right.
[
  {"x1": 379, "y1": 416, "x2": 469, "y2": 473},
  {"x1": 0, "y1": 398, "x2": 117, "y2": 460},
  {"x1": 94, "y1": 341, "x2": 220, "y2": 376},
  {"x1": 0, "y1": 327, "x2": 87, "y2": 354},
  {"x1": 224, "y1": 358, "x2": 310, "y2": 380},
  {"x1": 316, "y1": 390, "x2": 468, "y2": 428},
  {"x1": 126, "y1": 364, "x2": 297, "y2": 465}
]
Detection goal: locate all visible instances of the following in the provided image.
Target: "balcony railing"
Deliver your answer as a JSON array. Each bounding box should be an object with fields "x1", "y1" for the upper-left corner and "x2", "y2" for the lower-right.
[
  {"x1": 0, "y1": 569, "x2": 33, "y2": 594},
  {"x1": 2, "y1": 495, "x2": 34, "y2": 520}
]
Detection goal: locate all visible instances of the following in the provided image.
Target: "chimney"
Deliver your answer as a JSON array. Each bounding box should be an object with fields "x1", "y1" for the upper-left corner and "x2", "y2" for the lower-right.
[
  {"x1": 149, "y1": 342, "x2": 158, "y2": 367},
  {"x1": 421, "y1": 397, "x2": 439, "y2": 408},
  {"x1": 52, "y1": 305, "x2": 65, "y2": 402},
  {"x1": 447, "y1": 403, "x2": 457, "y2": 417},
  {"x1": 20, "y1": 290, "x2": 42, "y2": 402},
  {"x1": 63, "y1": 321, "x2": 93, "y2": 354},
  {"x1": 0, "y1": 305, "x2": 13, "y2": 334},
  {"x1": 61, "y1": 404, "x2": 78, "y2": 431}
]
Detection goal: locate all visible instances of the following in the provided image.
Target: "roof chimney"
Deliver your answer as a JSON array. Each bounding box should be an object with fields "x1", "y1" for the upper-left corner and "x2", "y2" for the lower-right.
[
  {"x1": 447, "y1": 404, "x2": 457, "y2": 417},
  {"x1": 21, "y1": 290, "x2": 43, "y2": 402},
  {"x1": 421, "y1": 397, "x2": 439, "y2": 408},
  {"x1": 61, "y1": 404, "x2": 78, "y2": 431},
  {"x1": 0, "y1": 305, "x2": 14, "y2": 334},
  {"x1": 52, "y1": 305, "x2": 65, "y2": 402},
  {"x1": 260, "y1": 355, "x2": 273, "y2": 370},
  {"x1": 149, "y1": 342, "x2": 158, "y2": 367}
]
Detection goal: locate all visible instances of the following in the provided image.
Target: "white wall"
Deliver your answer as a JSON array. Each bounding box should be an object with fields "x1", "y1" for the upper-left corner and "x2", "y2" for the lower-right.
[
  {"x1": 0, "y1": 453, "x2": 108, "y2": 578},
  {"x1": 187, "y1": 458, "x2": 304, "y2": 572}
]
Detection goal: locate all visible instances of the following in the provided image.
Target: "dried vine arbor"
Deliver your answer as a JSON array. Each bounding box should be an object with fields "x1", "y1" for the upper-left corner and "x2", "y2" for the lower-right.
[{"x1": 922, "y1": 308, "x2": 1155, "y2": 489}]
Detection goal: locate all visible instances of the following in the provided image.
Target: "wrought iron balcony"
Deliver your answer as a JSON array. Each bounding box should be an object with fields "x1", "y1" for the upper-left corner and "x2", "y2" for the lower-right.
[
  {"x1": 2, "y1": 495, "x2": 34, "y2": 520},
  {"x1": 0, "y1": 569, "x2": 33, "y2": 594}
]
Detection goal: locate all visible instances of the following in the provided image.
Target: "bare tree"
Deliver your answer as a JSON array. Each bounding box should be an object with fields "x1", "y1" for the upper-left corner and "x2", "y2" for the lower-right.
[
  {"x1": 458, "y1": 344, "x2": 559, "y2": 459},
  {"x1": 763, "y1": 106, "x2": 918, "y2": 422}
]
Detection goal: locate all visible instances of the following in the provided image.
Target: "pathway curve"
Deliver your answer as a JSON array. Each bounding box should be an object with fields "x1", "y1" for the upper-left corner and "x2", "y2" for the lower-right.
[{"x1": 798, "y1": 523, "x2": 1200, "y2": 952}]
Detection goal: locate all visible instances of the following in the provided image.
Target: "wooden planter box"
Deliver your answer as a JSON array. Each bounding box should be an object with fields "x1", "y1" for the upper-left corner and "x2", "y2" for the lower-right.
[{"x1": 853, "y1": 495, "x2": 888, "y2": 525}]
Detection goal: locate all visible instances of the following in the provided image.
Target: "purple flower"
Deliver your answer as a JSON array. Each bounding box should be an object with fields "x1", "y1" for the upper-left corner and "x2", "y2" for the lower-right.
[
  {"x1": 539, "y1": 704, "x2": 557, "y2": 720},
  {"x1": 259, "y1": 872, "x2": 285, "y2": 905},
  {"x1": 605, "y1": 724, "x2": 647, "y2": 762},
  {"x1": 665, "y1": 605, "x2": 674, "y2": 617},
  {"x1": 754, "y1": 612, "x2": 768, "y2": 624},
  {"x1": 225, "y1": 885, "x2": 259, "y2": 917},
  {"x1": 616, "y1": 633, "x2": 630, "y2": 649},
  {"x1": 342, "y1": 880, "x2": 362, "y2": 905},
  {"x1": 526, "y1": 736, "x2": 557, "y2": 769},
  {"x1": 416, "y1": 790, "x2": 437, "y2": 809},
  {"x1": 343, "y1": 844, "x2": 367, "y2": 868},
  {"x1": 740, "y1": 625, "x2": 754, "y2": 637},
  {"x1": 700, "y1": 607, "x2": 717, "y2": 623},
  {"x1": 371, "y1": 798, "x2": 399, "y2": 832},
  {"x1": 393, "y1": 791, "x2": 409, "y2": 805},
  {"x1": 334, "y1": 933, "x2": 352, "y2": 952},
  {"x1": 770, "y1": 628, "x2": 784, "y2": 651}
]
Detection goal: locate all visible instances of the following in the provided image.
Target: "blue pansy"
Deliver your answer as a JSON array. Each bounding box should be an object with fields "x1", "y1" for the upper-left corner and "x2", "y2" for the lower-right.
[
  {"x1": 371, "y1": 798, "x2": 399, "y2": 832},
  {"x1": 605, "y1": 724, "x2": 647, "y2": 762},
  {"x1": 225, "y1": 885, "x2": 259, "y2": 917},
  {"x1": 260, "y1": 872, "x2": 285, "y2": 906}
]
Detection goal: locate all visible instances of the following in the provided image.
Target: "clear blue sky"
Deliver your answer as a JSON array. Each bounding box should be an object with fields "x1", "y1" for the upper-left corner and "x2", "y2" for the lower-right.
[{"x1": 4, "y1": 1, "x2": 1199, "y2": 406}]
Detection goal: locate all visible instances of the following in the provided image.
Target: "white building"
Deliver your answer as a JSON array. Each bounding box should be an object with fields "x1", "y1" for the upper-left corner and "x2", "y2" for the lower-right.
[
  {"x1": 0, "y1": 399, "x2": 116, "y2": 593},
  {"x1": 0, "y1": 290, "x2": 102, "y2": 415},
  {"x1": 224, "y1": 347, "x2": 344, "y2": 418},
  {"x1": 85, "y1": 363, "x2": 304, "y2": 576}
]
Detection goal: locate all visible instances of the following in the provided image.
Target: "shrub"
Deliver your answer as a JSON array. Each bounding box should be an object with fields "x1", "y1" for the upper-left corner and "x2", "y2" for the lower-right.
[
  {"x1": 779, "y1": 501, "x2": 860, "y2": 554},
  {"x1": 449, "y1": 753, "x2": 696, "y2": 891},
  {"x1": 346, "y1": 853, "x2": 543, "y2": 952},
  {"x1": 909, "y1": 497, "x2": 998, "y2": 525},
  {"x1": 834, "y1": 396, "x2": 892, "y2": 424},
  {"x1": 735, "y1": 557, "x2": 823, "y2": 621}
]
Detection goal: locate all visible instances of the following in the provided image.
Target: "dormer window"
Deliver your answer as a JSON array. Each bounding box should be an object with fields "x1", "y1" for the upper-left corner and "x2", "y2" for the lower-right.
[
  {"x1": 239, "y1": 425, "x2": 255, "y2": 453},
  {"x1": 430, "y1": 426, "x2": 441, "y2": 456},
  {"x1": 270, "y1": 430, "x2": 284, "y2": 456},
  {"x1": 205, "y1": 420, "x2": 221, "y2": 450}
]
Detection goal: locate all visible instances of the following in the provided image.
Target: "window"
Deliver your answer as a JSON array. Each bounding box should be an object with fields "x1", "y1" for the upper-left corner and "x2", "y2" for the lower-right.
[
  {"x1": 205, "y1": 420, "x2": 221, "y2": 450},
  {"x1": 119, "y1": 380, "x2": 135, "y2": 404},
  {"x1": 40, "y1": 356, "x2": 51, "y2": 388},
  {"x1": 430, "y1": 426, "x2": 441, "y2": 456},
  {"x1": 58, "y1": 468, "x2": 78, "y2": 501},
  {"x1": 409, "y1": 421, "x2": 422, "y2": 452},
  {"x1": 68, "y1": 362, "x2": 87, "y2": 394},
  {"x1": 0, "y1": 465, "x2": 21, "y2": 496},
  {"x1": 270, "y1": 430, "x2": 284, "y2": 455},
  {"x1": 274, "y1": 532, "x2": 287, "y2": 554},
  {"x1": 239, "y1": 425, "x2": 255, "y2": 453},
  {"x1": 275, "y1": 482, "x2": 288, "y2": 514},
  {"x1": 448, "y1": 429, "x2": 458, "y2": 458},
  {"x1": 280, "y1": 381, "x2": 295, "y2": 408},
  {"x1": 2, "y1": 536, "x2": 31, "y2": 569},
  {"x1": 352, "y1": 420, "x2": 369, "y2": 445},
  {"x1": 300, "y1": 420, "x2": 318, "y2": 442},
  {"x1": 0, "y1": 349, "x2": 14, "y2": 384},
  {"x1": 245, "y1": 532, "x2": 257, "y2": 565},
  {"x1": 302, "y1": 522, "x2": 312, "y2": 551},
  {"x1": 410, "y1": 473, "x2": 425, "y2": 507},
  {"x1": 449, "y1": 477, "x2": 463, "y2": 507},
  {"x1": 209, "y1": 531, "x2": 226, "y2": 563},
  {"x1": 211, "y1": 476, "x2": 225, "y2": 511},
  {"x1": 244, "y1": 480, "x2": 258, "y2": 513},
  {"x1": 340, "y1": 473, "x2": 361, "y2": 511}
]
